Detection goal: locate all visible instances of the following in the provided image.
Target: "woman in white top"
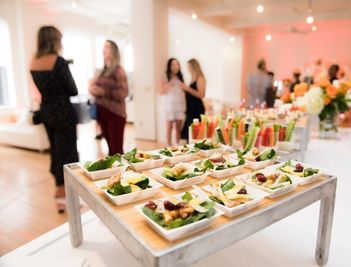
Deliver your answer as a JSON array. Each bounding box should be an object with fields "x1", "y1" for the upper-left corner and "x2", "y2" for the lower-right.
[{"x1": 160, "y1": 58, "x2": 186, "y2": 146}]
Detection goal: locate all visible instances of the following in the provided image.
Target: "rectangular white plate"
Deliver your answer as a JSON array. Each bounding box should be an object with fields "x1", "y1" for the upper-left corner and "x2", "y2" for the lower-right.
[
  {"x1": 150, "y1": 166, "x2": 207, "y2": 190},
  {"x1": 194, "y1": 182, "x2": 269, "y2": 217},
  {"x1": 236, "y1": 169, "x2": 301, "y2": 199},
  {"x1": 134, "y1": 191, "x2": 223, "y2": 241},
  {"x1": 79, "y1": 161, "x2": 129, "y2": 180},
  {"x1": 267, "y1": 160, "x2": 323, "y2": 186},
  {"x1": 198, "y1": 146, "x2": 227, "y2": 158},
  {"x1": 160, "y1": 145, "x2": 200, "y2": 165},
  {"x1": 94, "y1": 177, "x2": 163, "y2": 206}
]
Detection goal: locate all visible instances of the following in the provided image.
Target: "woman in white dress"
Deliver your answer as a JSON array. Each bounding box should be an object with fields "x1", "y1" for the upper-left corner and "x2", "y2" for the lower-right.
[{"x1": 160, "y1": 58, "x2": 186, "y2": 146}]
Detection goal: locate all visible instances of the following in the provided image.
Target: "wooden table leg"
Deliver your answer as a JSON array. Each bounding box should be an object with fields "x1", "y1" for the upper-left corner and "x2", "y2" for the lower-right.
[
  {"x1": 315, "y1": 179, "x2": 336, "y2": 266},
  {"x1": 65, "y1": 179, "x2": 83, "y2": 247}
]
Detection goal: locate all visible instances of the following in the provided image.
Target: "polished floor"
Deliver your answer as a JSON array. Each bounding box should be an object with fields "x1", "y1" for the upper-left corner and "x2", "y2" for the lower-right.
[{"x1": 0, "y1": 122, "x2": 160, "y2": 255}]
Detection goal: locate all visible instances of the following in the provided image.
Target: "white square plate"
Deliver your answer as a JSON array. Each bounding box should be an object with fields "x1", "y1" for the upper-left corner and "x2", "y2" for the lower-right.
[
  {"x1": 126, "y1": 150, "x2": 166, "y2": 171},
  {"x1": 160, "y1": 145, "x2": 200, "y2": 165},
  {"x1": 236, "y1": 169, "x2": 301, "y2": 198},
  {"x1": 94, "y1": 177, "x2": 163, "y2": 206},
  {"x1": 198, "y1": 146, "x2": 227, "y2": 158},
  {"x1": 194, "y1": 182, "x2": 269, "y2": 217},
  {"x1": 267, "y1": 160, "x2": 323, "y2": 186},
  {"x1": 80, "y1": 161, "x2": 129, "y2": 180},
  {"x1": 134, "y1": 191, "x2": 223, "y2": 241},
  {"x1": 150, "y1": 165, "x2": 207, "y2": 190}
]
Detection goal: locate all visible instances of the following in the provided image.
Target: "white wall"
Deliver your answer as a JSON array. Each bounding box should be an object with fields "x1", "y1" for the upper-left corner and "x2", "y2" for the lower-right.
[
  {"x1": 168, "y1": 9, "x2": 243, "y2": 105},
  {"x1": 0, "y1": 0, "x2": 130, "y2": 107}
]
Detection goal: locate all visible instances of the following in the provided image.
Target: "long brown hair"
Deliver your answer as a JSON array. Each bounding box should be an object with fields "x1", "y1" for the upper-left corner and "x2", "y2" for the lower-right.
[
  {"x1": 101, "y1": 40, "x2": 120, "y2": 78},
  {"x1": 35, "y1": 26, "x2": 62, "y2": 58},
  {"x1": 188, "y1": 58, "x2": 205, "y2": 82}
]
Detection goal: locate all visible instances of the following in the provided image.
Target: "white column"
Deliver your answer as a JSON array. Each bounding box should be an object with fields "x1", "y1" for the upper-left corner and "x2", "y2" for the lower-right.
[{"x1": 131, "y1": 0, "x2": 168, "y2": 141}]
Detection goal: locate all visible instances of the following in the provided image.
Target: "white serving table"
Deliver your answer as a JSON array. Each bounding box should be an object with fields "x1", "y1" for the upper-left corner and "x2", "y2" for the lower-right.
[{"x1": 63, "y1": 160, "x2": 336, "y2": 267}]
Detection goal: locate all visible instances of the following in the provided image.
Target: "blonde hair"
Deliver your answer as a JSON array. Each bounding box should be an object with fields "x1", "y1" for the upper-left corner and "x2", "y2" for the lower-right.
[
  {"x1": 35, "y1": 26, "x2": 62, "y2": 58},
  {"x1": 101, "y1": 40, "x2": 120, "y2": 78},
  {"x1": 188, "y1": 58, "x2": 205, "y2": 81}
]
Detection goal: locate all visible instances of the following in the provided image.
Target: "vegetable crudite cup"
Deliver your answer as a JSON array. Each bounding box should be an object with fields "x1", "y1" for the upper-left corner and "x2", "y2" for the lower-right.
[
  {"x1": 194, "y1": 153, "x2": 247, "y2": 179},
  {"x1": 268, "y1": 160, "x2": 323, "y2": 186},
  {"x1": 94, "y1": 171, "x2": 163, "y2": 206},
  {"x1": 237, "y1": 169, "x2": 301, "y2": 198},
  {"x1": 158, "y1": 144, "x2": 200, "y2": 165},
  {"x1": 193, "y1": 139, "x2": 226, "y2": 157},
  {"x1": 123, "y1": 148, "x2": 166, "y2": 171},
  {"x1": 81, "y1": 154, "x2": 128, "y2": 180},
  {"x1": 150, "y1": 162, "x2": 208, "y2": 190},
  {"x1": 195, "y1": 178, "x2": 269, "y2": 217},
  {"x1": 134, "y1": 191, "x2": 223, "y2": 241},
  {"x1": 236, "y1": 147, "x2": 277, "y2": 170}
]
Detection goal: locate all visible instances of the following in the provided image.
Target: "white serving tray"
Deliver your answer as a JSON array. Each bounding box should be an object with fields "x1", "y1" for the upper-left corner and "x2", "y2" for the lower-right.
[
  {"x1": 80, "y1": 161, "x2": 129, "y2": 180},
  {"x1": 150, "y1": 165, "x2": 208, "y2": 190},
  {"x1": 94, "y1": 177, "x2": 163, "y2": 206},
  {"x1": 245, "y1": 159, "x2": 275, "y2": 170},
  {"x1": 134, "y1": 192, "x2": 223, "y2": 241},
  {"x1": 236, "y1": 169, "x2": 301, "y2": 199},
  {"x1": 267, "y1": 160, "x2": 323, "y2": 186},
  {"x1": 194, "y1": 182, "x2": 269, "y2": 217}
]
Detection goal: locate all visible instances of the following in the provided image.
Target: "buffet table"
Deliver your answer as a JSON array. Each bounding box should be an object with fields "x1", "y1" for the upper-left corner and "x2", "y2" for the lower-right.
[{"x1": 63, "y1": 159, "x2": 336, "y2": 267}]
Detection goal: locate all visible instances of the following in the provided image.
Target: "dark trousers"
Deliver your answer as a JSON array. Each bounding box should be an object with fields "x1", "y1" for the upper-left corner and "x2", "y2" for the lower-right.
[
  {"x1": 97, "y1": 105, "x2": 126, "y2": 155},
  {"x1": 44, "y1": 122, "x2": 78, "y2": 186}
]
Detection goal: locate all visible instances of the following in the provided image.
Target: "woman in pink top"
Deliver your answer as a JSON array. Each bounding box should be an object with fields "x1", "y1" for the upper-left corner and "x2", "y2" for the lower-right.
[{"x1": 89, "y1": 40, "x2": 129, "y2": 155}]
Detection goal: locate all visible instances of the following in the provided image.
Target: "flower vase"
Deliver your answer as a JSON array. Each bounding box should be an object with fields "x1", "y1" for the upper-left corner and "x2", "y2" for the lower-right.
[{"x1": 319, "y1": 113, "x2": 338, "y2": 139}]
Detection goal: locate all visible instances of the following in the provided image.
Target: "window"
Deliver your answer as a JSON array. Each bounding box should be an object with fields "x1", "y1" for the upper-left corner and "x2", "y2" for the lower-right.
[{"x1": 0, "y1": 19, "x2": 15, "y2": 107}]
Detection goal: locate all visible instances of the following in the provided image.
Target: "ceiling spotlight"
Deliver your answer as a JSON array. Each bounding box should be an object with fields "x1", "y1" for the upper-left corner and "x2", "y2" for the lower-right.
[
  {"x1": 191, "y1": 13, "x2": 197, "y2": 20},
  {"x1": 312, "y1": 25, "x2": 317, "y2": 31},
  {"x1": 306, "y1": 15, "x2": 314, "y2": 24},
  {"x1": 257, "y1": 5, "x2": 264, "y2": 13},
  {"x1": 71, "y1": 1, "x2": 77, "y2": 8},
  {"x1": 229, "y1": 36, "x2": 235, "y2": 42},
  {"x1": 265, "y1": 34, "x2": 272, "y2": 41}
]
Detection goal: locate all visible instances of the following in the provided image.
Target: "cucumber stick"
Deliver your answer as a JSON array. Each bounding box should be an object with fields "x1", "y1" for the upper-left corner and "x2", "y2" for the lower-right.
[
  {"x1": 244, "y1": 126, "x2": 260, "y2": 151},
  {"x1": 216, "y1": 127, "x2": 225, "y2": 144},
  {"x1": 285, "y1": 120, "x2": 296, "y2": 141}
]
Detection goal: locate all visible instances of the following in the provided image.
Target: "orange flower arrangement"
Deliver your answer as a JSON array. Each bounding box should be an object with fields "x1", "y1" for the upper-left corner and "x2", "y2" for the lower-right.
[
  {"x1": 323, "y1": 96, "x2": 332, "y2": 105},
  {"x1": 319, "y1": 79, "x2": 331, "y2": 88},
  {"x1": 339, "y1": 81, "x2": 351, "y2": 95},
  {"x1": 326, "y1": 85, "x2": 338, "y2": 99},
  {"x1": 293, "y1": 82, "x2": 308, "y2": 97}
]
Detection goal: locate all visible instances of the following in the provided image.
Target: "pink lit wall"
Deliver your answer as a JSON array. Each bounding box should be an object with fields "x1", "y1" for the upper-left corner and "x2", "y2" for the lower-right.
[{"x1": 241, "y1": 19, "x2": 351, "y2": 99}]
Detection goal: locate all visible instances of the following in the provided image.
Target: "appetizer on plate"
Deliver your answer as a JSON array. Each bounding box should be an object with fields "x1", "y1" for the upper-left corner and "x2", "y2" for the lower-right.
[
  {"x1": 248, "y1": 171, "x2": 293, "y2": 190},
  {"x1": 278, "y1": 160, "x2": 319, "y2": 178},
  {"x1": 150, "y1": 163, "x2": 208, "y2": 190},
  {"x1": 194, "y1": 139, "x2": 221, "y2": 150},
  {"x1": 85, "y1": 153, "x2": 123, "y2": 171},
  {"x1": 123, "y1": 148, "x2": 161, "y2": 163},
  {"x1": 241, "y1": 147, "x2": 276, "y2": 162},
  {"x1": 159, "y1": 145, "x2": 199, "y2": 165},
  {"x1": 82, "y1": 154, "x2": 127, "y2": 180},
  {"x1": 95, "y1": 171, "x2": 163, "y2": 205},
  {"x1": 123, "y1": 148, "x2": 165, "y2": 171},
  {"x1": 202, "y1": 179, "x2": 252, "y2": 207},
  {"x1": 102, "y1": 171, "x2": 151, "y2": 196},
  {"x1": 141, "y1": 192, "x2": 216, "y2": 230},
  {"x1": 237, "y1": 147, "x2": 276, "y2": 170},
  {"x1": 198, "y1": 179, "x2": 269, "y2": 217},
  {"x1": 162, "y1": 162, "x2": 205, "y2": 181},
  {"x1": 194, "y1": 139, "x2": 226, "y2": 157},
  {"x1": 196, "y1": 154, "x2": 245, "y2": 172},
  {"x1": 159, "y1": 145, "x2": 199, "y2": 157}
]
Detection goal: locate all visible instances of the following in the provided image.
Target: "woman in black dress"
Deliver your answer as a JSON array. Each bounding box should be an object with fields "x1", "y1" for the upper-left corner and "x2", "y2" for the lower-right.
[
  {"x1": 30, "y1": 26, "x2": 79, "y2": 213},
  {"x1": 180, "y1": 59, "x2": 206, "y2": 141}
]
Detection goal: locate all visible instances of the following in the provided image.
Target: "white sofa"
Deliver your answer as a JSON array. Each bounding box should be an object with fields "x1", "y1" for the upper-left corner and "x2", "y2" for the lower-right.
[{"x1": 0, "y1": 110, "x2": 50, "y2": 151}]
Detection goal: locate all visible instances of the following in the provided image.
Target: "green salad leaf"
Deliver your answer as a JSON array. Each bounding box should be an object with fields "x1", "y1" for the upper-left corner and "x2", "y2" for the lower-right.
[
  {"x1": 86, "y1": 154, "x2": 122, "y2": 172},
  {"x1": 256, "y1": 149, "x2": 276, "y2": 161},
  {"x1": 221, "y1": 179, "x2": 235, "y2": 192},
  {"x1": 182, "y1": 192, "x2": 193, "y2": 202},
  {"x1": 303, "y1": 168, "x2": 319, "y2": 177},
  {"x1": 159, "y1": 148, "x2": 173, "y2": 157}
]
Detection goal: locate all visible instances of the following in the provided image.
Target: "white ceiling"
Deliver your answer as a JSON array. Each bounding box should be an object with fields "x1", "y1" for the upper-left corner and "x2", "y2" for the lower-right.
[
  {"x1": 25, "y1": 0, "x2": 351, "y2": 34},
  {"x1": 166, "y1": 0, "x2": 351, "y2": 33}
]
